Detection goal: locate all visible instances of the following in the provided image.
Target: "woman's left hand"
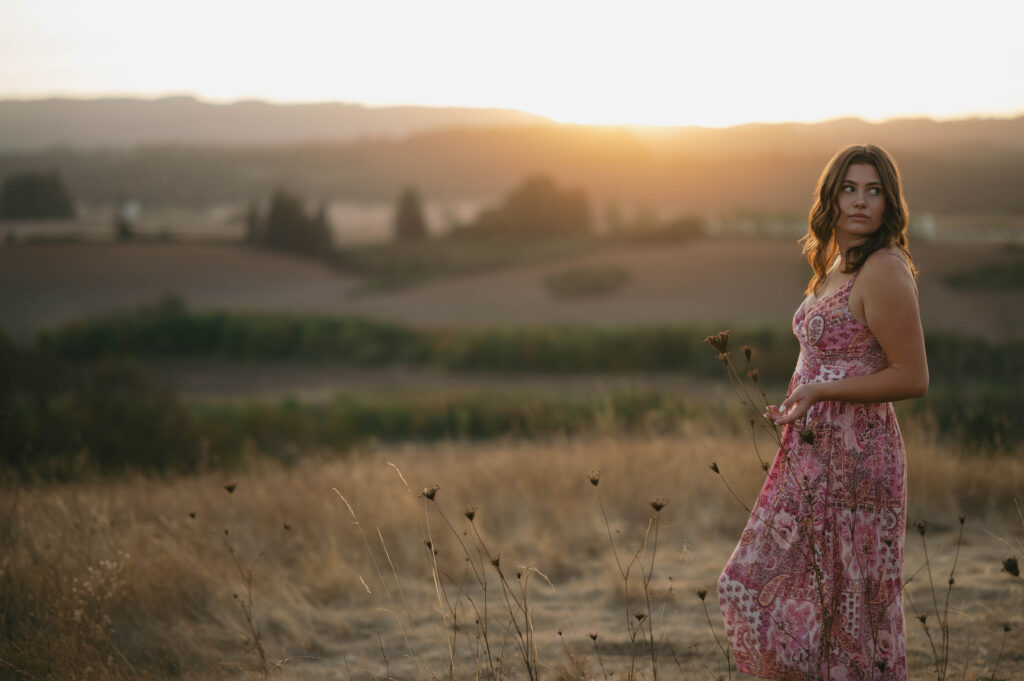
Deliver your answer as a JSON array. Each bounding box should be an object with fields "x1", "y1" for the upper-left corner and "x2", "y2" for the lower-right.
[{"x1": 769, "y1": 383, "x2": 823, "y2": 425}]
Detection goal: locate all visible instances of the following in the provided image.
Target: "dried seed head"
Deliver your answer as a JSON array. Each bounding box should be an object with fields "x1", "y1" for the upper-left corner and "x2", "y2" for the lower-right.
[
  {"x1": 491, "y1": 554, "x2": 500, "y2": 568},
  {"x1": 875, "y1": 660, "x2": 887, "y2": 672},
  {"x1": 761, "y1": 462, "x2": 769, "y2": 472},
  {"x1": 958, "y1": 514, "x2": 966, "y2": 525},
  {"x1": 917, "y1": 614, "x2": 928, "y2": 624},
  {"x1": 695, "y1": 588, "x2": 708, "y2": 601},
  {"x1": 915, "y1": 521, "x2": 928, "y2": 536},
  {"x1": 741, "y1": 345, "x2": 752, "y2": 362},
  {"x1": 948, "y1": 577, "x2": 954, "y2": 585},
  {"x1": 516, "y1": 571, "x2": 522, "y2": 579},
  {"x1": 589, "y1": 470, "x2": 601, "y2": 487},
  {"x1": 464, "y1": 506, "x2": 477, "y2": 522},
  {"x1": 283, "y1": 523, "x2": 291, "y2": 531},
  {"x1": 633, "y1": 612, "x2": 647, "y2": 622},
  {"x1": 422, "y1": 485, "x2": 439, "y2": 501},
  {"x1": 703, "y1": 330, "x2": 731, "y2": 354},
  {"x1": 883, "y1": 537, "x2": 893, "y2": 547},
  {"x1": 188, "y1": 512, "x2": 196, "y2": 519},
  {"x1": 588, "y1": 632, "x2": 598, "y2": 641},
  {"x1": 424, "y1": 538, "x2": 433, "y2": 549},
  {"x1": 223, "y1": 484, "x2": 237, "y2": 494},
  {"x1": 798, "y1": 428, "x2": 815, "y2": 445},
  {"x1": 649, "y1": 498, "x2": 669, "y2": 512},
  {"x1": 1003, "y1": 622, "x2": 1013, "y2": 633},
  {"x1": 1003, "y1": 556, "x2": 1020, "y2": 577},
  {"x1": 747, "y1": 368, "x2": 759, "y2": 382},
  {"x1": 558, "y1": 629, "x2": 563, "y2": 637},
  {"x1": 709, "y1": 462, "x2": 720, "y2": 475},
  {"x1": 717, "y1": 352, "x2": 731, "y2": 365}
]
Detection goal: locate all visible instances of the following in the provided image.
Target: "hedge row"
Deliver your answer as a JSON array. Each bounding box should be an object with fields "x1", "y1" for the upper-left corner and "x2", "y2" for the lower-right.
[{"x1": 36, "y1": 298, "x2": 1023, "y2": 386}]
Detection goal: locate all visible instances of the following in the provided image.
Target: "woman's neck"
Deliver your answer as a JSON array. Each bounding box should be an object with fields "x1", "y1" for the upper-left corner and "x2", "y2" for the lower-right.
[{"x1": 834, "y1": 234, "x2": 867, "y2": 272}]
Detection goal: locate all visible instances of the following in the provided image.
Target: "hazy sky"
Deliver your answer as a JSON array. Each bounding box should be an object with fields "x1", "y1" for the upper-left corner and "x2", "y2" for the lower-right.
[{"x1": 2, "y1": 0, "x2": 1022, "y2": 127}]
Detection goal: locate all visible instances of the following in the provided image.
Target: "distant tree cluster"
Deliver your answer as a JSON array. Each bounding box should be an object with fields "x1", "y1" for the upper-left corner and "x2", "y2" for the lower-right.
[
  {"x1": 465, "y1": 175, "x2": 591, "y2": 236},
  {"x1": 0, "y1": 171, "x2": 75, "y2": 219},
  {"x1": 247, "y1": 189, "x2": 332, "y2": 257}
]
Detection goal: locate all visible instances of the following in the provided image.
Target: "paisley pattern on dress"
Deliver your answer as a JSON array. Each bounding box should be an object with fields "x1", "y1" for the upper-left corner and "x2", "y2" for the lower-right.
[{"x1": 718, "y1": 264, "x2": 908, "y2": 681}]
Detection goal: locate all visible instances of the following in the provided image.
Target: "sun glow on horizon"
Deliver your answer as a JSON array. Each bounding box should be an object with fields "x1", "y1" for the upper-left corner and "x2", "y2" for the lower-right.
[{"x1": 2, "y1": 0, "x2": 1023, "y2": 129}]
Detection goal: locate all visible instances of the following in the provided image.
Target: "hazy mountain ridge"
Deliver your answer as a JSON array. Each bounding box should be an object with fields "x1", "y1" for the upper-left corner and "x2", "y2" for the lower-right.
[
  {"x1": 1, "y1": 99, "x2": 1022, "y2": 214},
  {"x1": 0, "y1": 96, "x2": 554, "y2": 150}
]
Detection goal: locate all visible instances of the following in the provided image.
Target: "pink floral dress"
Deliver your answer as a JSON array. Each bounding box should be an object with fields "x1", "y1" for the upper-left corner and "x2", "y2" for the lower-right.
[{"x1": 718, "y1": 265, "x2": 908, "y2": 681}]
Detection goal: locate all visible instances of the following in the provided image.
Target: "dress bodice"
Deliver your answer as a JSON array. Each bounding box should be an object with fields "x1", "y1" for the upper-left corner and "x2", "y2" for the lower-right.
[{"x1": 791, "y1": 271, "x2": 889, "y2": 387}]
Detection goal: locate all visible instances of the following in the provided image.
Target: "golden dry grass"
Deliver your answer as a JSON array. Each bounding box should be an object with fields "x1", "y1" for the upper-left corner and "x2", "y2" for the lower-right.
[{"x1": 2, "y1": 429, "x2": 1022, "y2": 680}]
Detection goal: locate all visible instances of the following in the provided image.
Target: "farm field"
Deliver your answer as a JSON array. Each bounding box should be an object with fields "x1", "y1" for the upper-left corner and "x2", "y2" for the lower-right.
[
  {"x1": 2, "y1": 238, "x2": 1021, "y2": 347},
  {"x1": 3, "y1": 234, "x2": 1021, "y2": 680}
]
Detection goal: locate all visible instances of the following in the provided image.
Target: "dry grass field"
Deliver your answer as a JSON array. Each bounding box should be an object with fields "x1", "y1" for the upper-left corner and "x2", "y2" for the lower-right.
[
  {"x1": 1, "y1": 238, "x2": 1020, "y2": 346},
  {"x1": 3, "y1": 429, "x2": 1022, "y2": 681},
  {"x1": 2, "y1": 236, "x2": 1021, "y2": 680}
]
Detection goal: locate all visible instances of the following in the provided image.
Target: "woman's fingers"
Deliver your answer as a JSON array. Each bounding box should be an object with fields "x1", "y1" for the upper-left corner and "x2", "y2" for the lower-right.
[
  {"x1": 776, "y1": 398, "x2": 811, "y2": 425},
  {"x1": 767, "y1": 397, "x2": 805, "y2": 425}
]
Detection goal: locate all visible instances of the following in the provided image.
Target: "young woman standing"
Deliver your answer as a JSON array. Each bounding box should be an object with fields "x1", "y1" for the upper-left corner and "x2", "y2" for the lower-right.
[{"x1": 718, "y1": 144, "x2": 928, "y2": 681}]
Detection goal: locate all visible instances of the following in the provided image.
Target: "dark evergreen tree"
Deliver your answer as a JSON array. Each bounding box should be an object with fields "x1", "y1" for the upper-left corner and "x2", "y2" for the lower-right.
[
  {"x1": 0, "y1": 171, "x2": 75, "y2": 219},
  {"x1": 393, "y1": 187, "x2": 428, "y2": 240},
  {"x1": 260, "y1": 189, "x2": 331, "y2": 257}
]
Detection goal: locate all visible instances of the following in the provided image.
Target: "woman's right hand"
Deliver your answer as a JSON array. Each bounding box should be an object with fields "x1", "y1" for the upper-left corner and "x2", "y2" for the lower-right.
[{"x1": 765, "y1": 404, "x2": 793, "y2": 425}]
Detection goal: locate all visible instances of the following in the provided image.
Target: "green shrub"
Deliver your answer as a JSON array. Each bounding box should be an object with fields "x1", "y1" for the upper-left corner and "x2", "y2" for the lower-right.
[
  {"x1": 38, "y1": 297, "x2": 428, "y2": 364},
  {"x1": 906, "y1": 384, "x2": 1024, "y2": 453},
  {"x1": 189, "y1": 389, "x2": 743, "y2": 462},
  {"x1": 1, "y1": 339, "x2": 201, "y2": 480}
]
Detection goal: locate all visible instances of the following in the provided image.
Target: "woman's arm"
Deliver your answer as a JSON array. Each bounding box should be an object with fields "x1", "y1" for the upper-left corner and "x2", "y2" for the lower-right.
[{"x1": 771, "y1": 251, "x2": 928, "y2": 426}]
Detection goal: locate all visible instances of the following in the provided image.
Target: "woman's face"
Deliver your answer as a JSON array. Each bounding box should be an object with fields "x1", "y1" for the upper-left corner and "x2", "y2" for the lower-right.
[{"x1": 834, "y1": 163, "x2": 885, "y2": 242}]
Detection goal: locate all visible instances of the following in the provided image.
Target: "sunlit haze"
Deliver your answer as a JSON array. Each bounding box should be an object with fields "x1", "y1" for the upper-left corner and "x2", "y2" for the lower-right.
[{"x1": 1, "y1": 0, "x2": 1023, "y2": 127}]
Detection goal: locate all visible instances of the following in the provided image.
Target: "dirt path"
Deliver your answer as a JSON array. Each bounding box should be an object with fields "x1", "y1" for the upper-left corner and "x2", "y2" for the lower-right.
[
  {"x1": 285, "y1": 528, "x2": 1023, "y2": 681},
  {"x1": 145, "y1": 361, "x2": 738, "y2": 403}
]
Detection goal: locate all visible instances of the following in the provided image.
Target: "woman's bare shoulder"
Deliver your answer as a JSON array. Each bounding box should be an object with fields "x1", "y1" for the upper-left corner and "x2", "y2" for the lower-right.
[
  {"x1": 864, "y1": 247, "x2": 912, "y2": 273},
  {"x1": 859, "y1": 248, "x2": 917, "y2": 293}
]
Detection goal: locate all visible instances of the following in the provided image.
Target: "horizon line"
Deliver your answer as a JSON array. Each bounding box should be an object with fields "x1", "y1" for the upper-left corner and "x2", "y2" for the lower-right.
[{"x1": 2, "y1": 91, "x2": 1023, "y2": 131}]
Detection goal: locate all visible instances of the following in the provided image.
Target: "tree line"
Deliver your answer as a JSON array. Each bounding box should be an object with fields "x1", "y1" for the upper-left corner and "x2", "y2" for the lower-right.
[
  {"x1": 3, "y1": 166, "x2": 601, "y2": 257},
  {"x1": 2, "y1": 120, "x2": 1024, "y2": 213}
]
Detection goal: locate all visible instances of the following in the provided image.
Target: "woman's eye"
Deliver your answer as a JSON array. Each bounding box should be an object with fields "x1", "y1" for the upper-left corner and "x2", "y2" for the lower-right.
[
  {"x1": 841, "y1": 185, "x2": 854, "y2": 192},
  {"x1": 869, "y1": 187, "x2": 881, "y2": 195}
]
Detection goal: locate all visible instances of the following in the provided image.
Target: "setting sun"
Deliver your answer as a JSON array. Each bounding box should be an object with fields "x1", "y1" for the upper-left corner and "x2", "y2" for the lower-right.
[{"x1": 1, "y1": 0, "x2": 1022, "y2": 126}]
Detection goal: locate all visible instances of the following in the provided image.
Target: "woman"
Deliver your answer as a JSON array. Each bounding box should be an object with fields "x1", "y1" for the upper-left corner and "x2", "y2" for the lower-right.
[{"x1": 717, "y1": 144, "x2": 928, "y2": 681}]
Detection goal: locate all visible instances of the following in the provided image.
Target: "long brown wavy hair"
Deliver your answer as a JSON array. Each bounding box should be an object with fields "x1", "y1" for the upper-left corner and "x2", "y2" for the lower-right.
[{"x1": 800, "y1": 144, "x2": 916, "y2": 294}]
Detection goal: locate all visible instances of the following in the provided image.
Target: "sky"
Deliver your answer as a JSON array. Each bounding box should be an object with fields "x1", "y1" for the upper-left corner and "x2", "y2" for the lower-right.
[{"x1": 2, "y1": 0, "x2": 1023, "y2": 127}]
